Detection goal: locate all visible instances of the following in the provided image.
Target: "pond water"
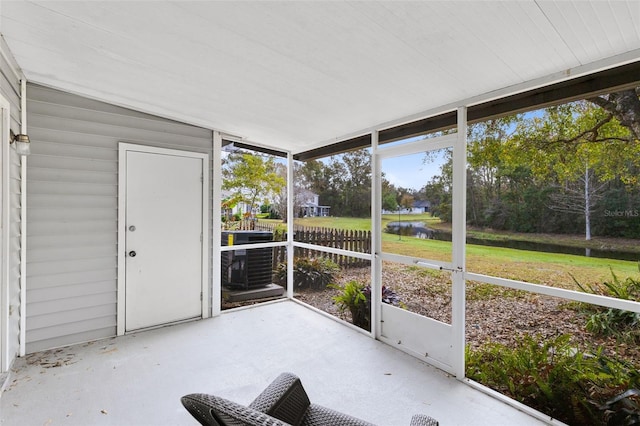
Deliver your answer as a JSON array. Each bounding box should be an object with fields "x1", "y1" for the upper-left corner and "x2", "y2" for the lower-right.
[
  {"x1": 387, "y1": 221, "x2": 426, "y2": 228},
  {"x1": 384, "y1": 222, "x2": 638, "y2": 261},
  {"x1": 437, "y1": 232, "x2": 638, "y2": 262}
]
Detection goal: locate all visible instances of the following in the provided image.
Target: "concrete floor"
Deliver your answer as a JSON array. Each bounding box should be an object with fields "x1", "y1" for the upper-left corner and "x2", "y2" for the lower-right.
[{"x1": 1, "y1": 300, "x2": 549, "y2": 426}]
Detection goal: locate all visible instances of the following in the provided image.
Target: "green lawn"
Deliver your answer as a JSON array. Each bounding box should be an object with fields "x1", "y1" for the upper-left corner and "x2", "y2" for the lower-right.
[
  {"x1": 285, "y1": 215, "x2": 640, "y2": 289},
  {"x1": 293, "y1": 213, "x2": 437, "y2": 231}
]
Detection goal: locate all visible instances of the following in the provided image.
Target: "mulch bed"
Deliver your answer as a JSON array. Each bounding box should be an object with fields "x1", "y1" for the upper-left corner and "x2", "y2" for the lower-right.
[{"x1": 294, "y1": 263, "x2": 640, "y2": 365}]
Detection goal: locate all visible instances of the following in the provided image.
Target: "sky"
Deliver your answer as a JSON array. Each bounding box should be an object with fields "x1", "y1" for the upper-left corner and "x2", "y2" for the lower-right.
[{"x1": 382, "y1": 147, "x2": 448, "y2": 191}]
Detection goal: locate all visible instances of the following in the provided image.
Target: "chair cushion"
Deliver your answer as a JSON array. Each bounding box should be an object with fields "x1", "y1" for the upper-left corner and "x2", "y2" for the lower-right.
[
  {"x1": 409, "y1": 414, "x2": 439, "y2": 426},
  {"x1": 301, "y1": 403, "x2": 376, "y2": 426},
  {"x1": 249, "y1": 372, "x2": 311, "y2": 425},
  {"x1": 181, "y1": 393, "x2": 289, "y2": 426}
]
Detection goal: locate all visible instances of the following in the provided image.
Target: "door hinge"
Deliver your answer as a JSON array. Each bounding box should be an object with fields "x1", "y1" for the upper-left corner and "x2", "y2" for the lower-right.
[
  {"x1": 200, "y1": 174, "x2": 204, "y2": 183},
  {"x1": 200, "y1": 232, "x2": 203, "y2": 242},
  {"x1": 200, "y1": 292, "x2": 203, "y2": 301}
]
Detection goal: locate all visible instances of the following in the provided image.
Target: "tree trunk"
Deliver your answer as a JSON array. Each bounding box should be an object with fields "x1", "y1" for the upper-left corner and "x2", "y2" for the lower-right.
[{"x1": 584, "y1": 164, "x2": 592, "y2": 241}]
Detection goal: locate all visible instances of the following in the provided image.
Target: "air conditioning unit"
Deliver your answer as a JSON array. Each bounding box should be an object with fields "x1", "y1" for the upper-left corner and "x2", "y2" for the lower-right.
[{"x1": 221, "y1": 231, "x2": 273, "y2": 290}]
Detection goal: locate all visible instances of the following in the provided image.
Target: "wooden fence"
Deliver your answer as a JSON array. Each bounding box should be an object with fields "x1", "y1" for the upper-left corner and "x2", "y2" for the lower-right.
[{"x1": 254, "y1": 222, "x2": 371, "y2": 269}]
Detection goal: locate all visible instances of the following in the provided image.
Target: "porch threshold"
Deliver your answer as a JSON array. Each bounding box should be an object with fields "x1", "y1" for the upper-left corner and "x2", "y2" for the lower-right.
[{"x1": 1, "y1": 300, "x2": 548, "y2": 425}]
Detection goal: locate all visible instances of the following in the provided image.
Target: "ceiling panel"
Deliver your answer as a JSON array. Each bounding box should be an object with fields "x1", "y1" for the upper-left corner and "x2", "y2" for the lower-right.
[{"x1": 1, "y1": 1, "x2": 639, "y2": 153}]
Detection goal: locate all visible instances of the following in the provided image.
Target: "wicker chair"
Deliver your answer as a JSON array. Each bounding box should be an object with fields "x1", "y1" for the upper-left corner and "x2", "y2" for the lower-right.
[{"x1": 181, "y1": 372, "x2": 438, "y2": 426}]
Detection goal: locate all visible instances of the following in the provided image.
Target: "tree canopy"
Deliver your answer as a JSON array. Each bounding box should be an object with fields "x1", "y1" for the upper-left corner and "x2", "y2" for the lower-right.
[{"x1": 222, "y1": 152, "x2": 285, "y2": 217}]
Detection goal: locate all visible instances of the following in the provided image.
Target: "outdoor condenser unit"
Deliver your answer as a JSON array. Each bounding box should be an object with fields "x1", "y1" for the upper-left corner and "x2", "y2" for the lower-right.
[{"x1": 221, "y1": 231, "x2": 273, "y2": 290}]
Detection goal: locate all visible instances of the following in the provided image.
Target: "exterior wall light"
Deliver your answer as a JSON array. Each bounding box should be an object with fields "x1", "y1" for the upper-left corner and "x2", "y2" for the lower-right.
[{"x1": 11, "y1": 133, "x2": 30, "y2": 156}]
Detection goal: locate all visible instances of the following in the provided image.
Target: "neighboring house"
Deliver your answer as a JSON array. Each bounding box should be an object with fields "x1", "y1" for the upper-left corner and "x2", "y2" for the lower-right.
[
  {"x1": 298, "y1": 189, "x2": 330, "y2": 217},
  {"x1": 411, "y1": 200, "x2": 431, "y2": 214},
  {"x1": 221, "y1": 191, "x2": 257, "y2": 219},
  {"x1": 382, "y1": 200, "x2": 431, "y2": 215}
]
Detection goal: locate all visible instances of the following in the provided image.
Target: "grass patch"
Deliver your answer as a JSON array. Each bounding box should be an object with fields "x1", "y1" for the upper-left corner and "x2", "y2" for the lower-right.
[{"x1": 289, "y1": 215, "x2": 639, "y2": 290}]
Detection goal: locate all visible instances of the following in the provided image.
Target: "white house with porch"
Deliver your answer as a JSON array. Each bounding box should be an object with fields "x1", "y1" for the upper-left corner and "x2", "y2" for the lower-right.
[{"x1": 298, "y1": 189, "x2": 330, "y2": 217}]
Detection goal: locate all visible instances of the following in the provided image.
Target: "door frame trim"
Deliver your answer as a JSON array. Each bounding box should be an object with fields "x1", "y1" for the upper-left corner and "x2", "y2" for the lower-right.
[
  {"x1": 117, "y1": 143, "x2": 210, "y2": 336},
  {"x1": 0, "y1": 93, "x2": 10, "y2": 371}
]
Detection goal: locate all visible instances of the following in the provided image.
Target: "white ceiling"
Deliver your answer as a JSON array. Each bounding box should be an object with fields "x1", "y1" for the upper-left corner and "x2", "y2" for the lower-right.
[{"x1": 1, "y1": 1, "x2": 639, "y2": 154}]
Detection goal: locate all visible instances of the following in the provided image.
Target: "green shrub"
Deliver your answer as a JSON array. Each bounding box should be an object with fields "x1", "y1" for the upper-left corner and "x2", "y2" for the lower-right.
[
  {"x1": 331, "y1": 281, "x2": 403, "y2": 331},
  {"x1": 332, "y1": 280, "x2": 370, "y2": 330},
  {"x1": 274, "y1": 256, "x2": 340, "y2": 290},
  {"x1": 573, "y1": 267, "x2": 640, "y2": 342},
  {"x1": 466, "y1": 334, "x2": 640, "y2": 425}
]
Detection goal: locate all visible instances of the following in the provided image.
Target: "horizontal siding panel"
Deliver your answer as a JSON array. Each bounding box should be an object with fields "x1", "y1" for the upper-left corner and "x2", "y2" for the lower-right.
[
  {"x1": 0, "y1": 74, "x2": 20, "y2": 107},
  {"x1": 29, "y1": 127, "x2": 118, "y2": 150},
  {"x1": 26, "y1": 327, "x2": 115, "y2": 354},
  {"x1": 28, "y1": 292, "x2": 115, "y2": 316},
  {"x1": 29, "y1": 180, "x2": 116, "y2": 196},
  {"x1": 28, "y1": 245, "x2": 116, "y2": 263},
  {"x1": 28, "y1": 194, "x2": 115, "y2": 209},
  {"x1": 8, "y1": 261, "x2": 20, "y2": 285},
  {"x1": 0, "y1": 79, "x2": 19, "y2": 110},
  {"x1": 30, "y1": 139, "x2": 117, "y2": 161},
  {"x1": 9, "y1": 193, "x2": 20, "y2": 208},
  {"x1": 28, "y1": 84, "x2": 157, "y2": 118},
  {"x1": 10, "y1": 160, "x2": 21, "y2": 177},
  {"x1": 28, "y1": 167, "x2": 116, "y2": 185},
  {"x1": 28, "y1": 155, "x2": 116, "y2": 173},
  {"x1": 9, "y1": 222, "x2": 20, "y2": 238},
  {"x1": 30, "y1": 114, "x2": 210, "y2": 148},
  {"x1": 29, "y1": 128, "x2": 213, "y2": 155},
  {"x1": 27, "y1": 219, "x2": 115, "y2": 236},
  {"x1": 28, "y1": 206, "x2": 116, "y2": 222},
  {"x1": 29, "y1": 99, "x2": 212, "y2": 140},
  {"x1": 27, "y1": 312, "x2": 115, "y2": 341},
  {"x1": 0, "y1": 86, "x2": 20, "y2": 121},
  {"x1": 27, "y1": 280, "x2": 115, "y2": 303},
  {"x1": 9, "y1": 177, "x2": 20, "y2": 194},
  {"x1": 26, "y1": 268, "x2": 116, "y2": 289},
  {"x1": 28, "y1": 232, "x2": 115, "y2": 249},
  {"x1": 28, "y1": 256, "x2": 115, "y2": 277},
  {"x1": 10, "y1": 147, "x2": 21, "y2": 162}
]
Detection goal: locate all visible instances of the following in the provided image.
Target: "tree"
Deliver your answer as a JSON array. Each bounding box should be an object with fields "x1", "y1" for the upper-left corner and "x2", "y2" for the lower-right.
[
  {"x1": 399, "y1": 193, "x2": 415, "y2": 211},
  {"x1": 504, "y1": 100, "x2": 640, "y2": 239},
  {"x1": 340, "y1": 149, "x2": 372, "y2": 217},
  {"x1": 587, "y1": 87, "x2": 640, "y2": 141},
  {"x1": 548, "y1": 164, "x2": 607, "y2": 240},
  {"x1": 297, "y1": 149, "x2": 371, "y2": 217},
  {"x1": 222, "y1": 152, "x2": 285, "y2": 218},
  {"x1": 381, "y1": 176, "x2": 399, "y2": 212}
]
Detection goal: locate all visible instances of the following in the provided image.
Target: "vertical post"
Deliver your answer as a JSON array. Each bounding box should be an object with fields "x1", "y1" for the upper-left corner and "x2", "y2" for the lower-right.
[
  {"x1": 451, "y1": 106, "x2": 467, "y2": 379},
  {"x1": 0, "y1": 93, "x2": 10, "y2": 370},
  {"x1": 370, "y1": 131, "x2": 381, "y2": 339},
  {"x1": 286, "y1": 151, "x2": 294, "y2": 299},
  {"x1": 19, "y1": 79, "x2": 27, "y2": 356},
  {"x1": 212, "y1": 131, "x2": 223, "y2": 316}
]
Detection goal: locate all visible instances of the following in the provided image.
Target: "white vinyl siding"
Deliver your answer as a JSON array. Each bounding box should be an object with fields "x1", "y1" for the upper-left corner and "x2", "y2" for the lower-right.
[
  {"x1": 26, "y1": 84, "x2": 213, "y2": 353},
  {"x1": 0, "y1": 34, "x2": 22, "y2": 369}
]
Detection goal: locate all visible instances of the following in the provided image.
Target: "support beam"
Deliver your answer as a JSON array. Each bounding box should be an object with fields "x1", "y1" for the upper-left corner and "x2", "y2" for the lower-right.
[{"x1": 451, "y1": 107, "x2": 467, "y2": 379}]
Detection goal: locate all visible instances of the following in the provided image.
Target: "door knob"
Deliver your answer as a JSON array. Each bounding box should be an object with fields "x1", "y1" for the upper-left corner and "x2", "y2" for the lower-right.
[{"x1": 129, "y1": 251, "x2": 137, "y2": 257}]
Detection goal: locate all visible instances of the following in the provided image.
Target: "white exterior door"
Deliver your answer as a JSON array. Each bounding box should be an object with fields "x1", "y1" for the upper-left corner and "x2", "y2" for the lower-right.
[{"x1": 121, "y1": 145, "x2": 207, "y2": 332}]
